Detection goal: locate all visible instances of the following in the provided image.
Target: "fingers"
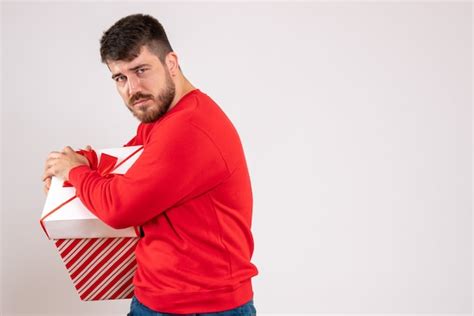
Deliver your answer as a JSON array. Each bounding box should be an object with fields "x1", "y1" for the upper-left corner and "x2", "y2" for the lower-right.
[
  {"x1": 44, "y1": 151, "x2": 62, "y2": 173},
  {"x1": 43, "y1": 177, "x2": 51, "y2": 194},
  {"x1": 43, "y1": 155, "x2": 58, "y2": 181},
  {"x1": 47, "y1": 151, "x2": 63, "y2": 160},
  {"x1": 42, "y1": 156, "x2": 59, "y2": 181},
  {"x1": 44, "y1": 183, "x2": 50, "y2": 194},
  {"x1": 44, "y1": 151, "x2": 62, "y2": 167},
  {"x1": 42, "y1": 169, "x2": 54, "y2": 182},
  {"x1": 43, "y1": 147, "x2": 71, "y2": 183},
  {"x1": 62, "y1": 146, "x2": 74, "y2": 153},
  {"x1": 43, "y1": 163, "x2": 52, "y2": 181}
]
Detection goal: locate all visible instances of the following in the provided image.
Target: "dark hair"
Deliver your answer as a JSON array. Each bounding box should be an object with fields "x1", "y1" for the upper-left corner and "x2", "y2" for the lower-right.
[{"x1": 100, "y1": 14, "x2": 173, "y2": 64}]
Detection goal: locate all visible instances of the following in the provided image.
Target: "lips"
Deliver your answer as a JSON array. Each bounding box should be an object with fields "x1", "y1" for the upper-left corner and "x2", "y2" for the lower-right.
[{"x1": 133, "y1": 99, "x2": 150, "y2": 107}]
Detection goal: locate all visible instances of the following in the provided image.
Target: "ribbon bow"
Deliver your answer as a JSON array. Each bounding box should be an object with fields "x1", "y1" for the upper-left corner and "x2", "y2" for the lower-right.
[{"x1": 63, "y1": 149, "x2": 118, "y2": 187}]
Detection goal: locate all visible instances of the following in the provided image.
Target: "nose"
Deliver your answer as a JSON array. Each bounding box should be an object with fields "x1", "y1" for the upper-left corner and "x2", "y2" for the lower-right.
[{"x1": 127, "y1": 75, "x2": 141, "y2": 96}]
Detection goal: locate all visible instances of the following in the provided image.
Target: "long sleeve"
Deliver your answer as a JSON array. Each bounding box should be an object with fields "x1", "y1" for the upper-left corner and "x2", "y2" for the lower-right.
[{"x1": 68, "y1": 121, "x2": 230, "y2": 229}]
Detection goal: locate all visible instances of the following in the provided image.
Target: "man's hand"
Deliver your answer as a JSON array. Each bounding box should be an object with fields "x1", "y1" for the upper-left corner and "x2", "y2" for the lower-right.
[{"x1": 43, "y1": 145, "x2": 92, "y2": 194}]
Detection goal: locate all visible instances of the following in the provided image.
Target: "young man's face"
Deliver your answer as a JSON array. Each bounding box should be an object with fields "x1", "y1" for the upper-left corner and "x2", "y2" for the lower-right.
[{"x1": 107, "y1": 45, "x2": 176, "y2": 123}]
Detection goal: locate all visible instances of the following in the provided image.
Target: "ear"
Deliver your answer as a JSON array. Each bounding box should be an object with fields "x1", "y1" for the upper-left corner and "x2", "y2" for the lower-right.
[{"x1": 165, "y1": 52, "x2": 179, "y2": 77}]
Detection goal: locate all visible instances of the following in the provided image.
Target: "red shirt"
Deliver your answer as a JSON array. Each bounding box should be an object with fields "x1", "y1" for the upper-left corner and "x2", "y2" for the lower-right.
[{"x1": 68, "y1": 89, "x2": 258, "y2": 313}]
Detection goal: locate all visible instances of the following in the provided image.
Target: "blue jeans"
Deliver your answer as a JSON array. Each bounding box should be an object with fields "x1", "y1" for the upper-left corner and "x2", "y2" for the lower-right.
[{"x1": 127, "y1": 296, "x2": 257, "y2": 316}]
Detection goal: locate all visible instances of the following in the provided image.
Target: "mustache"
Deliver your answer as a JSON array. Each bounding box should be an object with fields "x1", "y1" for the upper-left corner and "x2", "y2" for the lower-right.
[{"x1": 129, "y1": 92, "x2": 154, "y2": 105}]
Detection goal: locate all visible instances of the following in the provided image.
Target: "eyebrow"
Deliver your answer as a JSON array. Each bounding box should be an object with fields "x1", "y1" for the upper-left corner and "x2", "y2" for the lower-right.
[{"x1": 111, "y1": 63, "x2": 152, "y2": 80}]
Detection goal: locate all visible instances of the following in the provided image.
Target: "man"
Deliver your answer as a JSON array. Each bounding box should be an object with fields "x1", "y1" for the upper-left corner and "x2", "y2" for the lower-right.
[{"x1": 42, "y1": 13, "x2": 258, "y2": 315}]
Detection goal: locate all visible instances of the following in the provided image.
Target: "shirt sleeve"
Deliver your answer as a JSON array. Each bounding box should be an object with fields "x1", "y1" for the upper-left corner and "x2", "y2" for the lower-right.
[{"x1": 68, "y1": 121, "x2": 230, "y2": 229}]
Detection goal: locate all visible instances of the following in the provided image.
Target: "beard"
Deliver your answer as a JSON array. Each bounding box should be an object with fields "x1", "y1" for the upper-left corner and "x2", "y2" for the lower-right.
[{"x1": 126, "y1": 70, "x2": 176, "y2": 123}]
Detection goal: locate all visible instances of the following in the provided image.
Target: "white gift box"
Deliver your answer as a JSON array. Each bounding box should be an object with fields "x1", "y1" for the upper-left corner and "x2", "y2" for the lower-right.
[{"x1": 40, "y1": 145, "x2": 144, "y2": 240}]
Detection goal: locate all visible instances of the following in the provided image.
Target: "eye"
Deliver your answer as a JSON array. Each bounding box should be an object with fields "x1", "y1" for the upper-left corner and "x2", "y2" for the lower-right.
[
  {"x1": 115, "y1": 75, "x2": 126, "y2": 83},
  {"x1": 136, "y1": 68, "x2": 147, "y2": 75}
]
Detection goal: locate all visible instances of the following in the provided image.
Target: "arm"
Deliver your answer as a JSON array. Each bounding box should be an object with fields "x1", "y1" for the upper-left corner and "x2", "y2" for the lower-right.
[{"x1": 68, "y1": 122, "x2": 229, "y2": 229}]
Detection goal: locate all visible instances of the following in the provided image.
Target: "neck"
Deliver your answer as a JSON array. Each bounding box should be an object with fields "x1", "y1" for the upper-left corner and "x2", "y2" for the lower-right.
[{"x1": 168, "y1": 77, "x2": 196, "y2": 111}]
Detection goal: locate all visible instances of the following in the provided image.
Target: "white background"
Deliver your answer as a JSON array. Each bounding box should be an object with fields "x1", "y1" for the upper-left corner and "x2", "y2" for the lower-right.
[{"x1": 1, "y1": 2, "x2": 472, "y2": 315}]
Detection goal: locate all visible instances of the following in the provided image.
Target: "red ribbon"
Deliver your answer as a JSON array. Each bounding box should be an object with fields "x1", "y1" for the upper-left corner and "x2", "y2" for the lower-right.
[{"x1": 63, "y1": 150, "x2": 117, "y2": 187}]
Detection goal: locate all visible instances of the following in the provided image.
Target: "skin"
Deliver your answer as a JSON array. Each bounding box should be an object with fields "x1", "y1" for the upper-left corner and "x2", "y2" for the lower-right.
[{"x1": 42, "y1": 45, "x2": 196, "y2": 193}]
